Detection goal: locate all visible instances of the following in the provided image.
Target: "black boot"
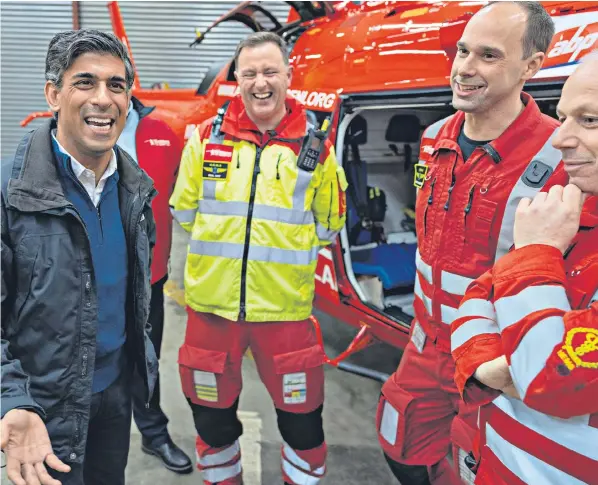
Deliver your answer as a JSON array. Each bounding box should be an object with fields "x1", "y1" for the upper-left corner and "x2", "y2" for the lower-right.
[{"x1": 141, "y1": 435, "x2": 193, "y2": 474}]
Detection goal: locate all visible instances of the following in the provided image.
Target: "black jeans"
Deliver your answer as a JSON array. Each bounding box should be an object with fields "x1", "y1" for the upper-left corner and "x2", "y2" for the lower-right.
[
  {"x1": 49, "y1": 367, "x2": 132, "y2": 485},
  {"x1": 132, "y1": 276, "x2": 169, "y2": 446}
]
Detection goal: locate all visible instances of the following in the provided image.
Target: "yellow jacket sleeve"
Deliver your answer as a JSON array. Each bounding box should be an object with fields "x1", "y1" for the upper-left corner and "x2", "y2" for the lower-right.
[
  {"x1": 312, "y1": 143, "x2": 348, "y2": 246},
  {"x1": 169, "y1": 128, "x2": 204, "y2": 232}
]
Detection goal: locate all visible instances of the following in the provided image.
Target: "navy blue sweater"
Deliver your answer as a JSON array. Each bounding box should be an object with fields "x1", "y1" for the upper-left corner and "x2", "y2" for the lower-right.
[{"x1": 52, "y1": 139, "x2": 128, "y2": 393}]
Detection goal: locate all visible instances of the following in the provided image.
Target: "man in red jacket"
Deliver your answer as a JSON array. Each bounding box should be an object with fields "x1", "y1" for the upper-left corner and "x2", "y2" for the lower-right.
[
  {"x1": 450, "y1": 52, "x2": 598, "y2": 484},
  {"x1": 376, "y1": 3, "x2": 563, "y2": 484},
  {"x1": 117, "y1": 96, "x2": 192, "y2": 473}
]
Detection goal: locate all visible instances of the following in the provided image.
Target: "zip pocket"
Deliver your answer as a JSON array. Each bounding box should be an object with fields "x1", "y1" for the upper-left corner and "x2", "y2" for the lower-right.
[
  {"x1": 423, "y1": 177, "x2": 436, "y2": 235},
  {"x1": 464, "y1": 184, "x2": 476, "y2": 221},
  {"x1": 276, "y1": 153, "x2": 282, "y2": 180}
]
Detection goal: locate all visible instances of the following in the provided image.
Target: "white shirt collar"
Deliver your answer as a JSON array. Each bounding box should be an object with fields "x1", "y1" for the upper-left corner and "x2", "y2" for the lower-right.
[
  {"x1": 52, "y1": 131, "x2": 118, "y2": 207},
  {"x1": 52, "y1": 131, "x2": 117, "y2": 184}
]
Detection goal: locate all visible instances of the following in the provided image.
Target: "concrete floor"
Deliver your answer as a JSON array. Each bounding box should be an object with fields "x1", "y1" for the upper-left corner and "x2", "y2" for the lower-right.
[{"x1": 3, "y1": 223, "x2": 404, "y2": 484}]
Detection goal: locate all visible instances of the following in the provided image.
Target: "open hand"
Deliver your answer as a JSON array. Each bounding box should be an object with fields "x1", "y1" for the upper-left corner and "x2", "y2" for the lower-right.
[
  {"x1": 514, "y1": 184, "x2": 584, "y2": 253},
  {"x1": 1, "y1": 409, "x2": 70, "y2": 485}
]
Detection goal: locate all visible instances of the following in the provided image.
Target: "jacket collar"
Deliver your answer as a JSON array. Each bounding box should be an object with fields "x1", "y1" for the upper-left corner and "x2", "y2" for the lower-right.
[
  {"x1": 437, "y1": 92, "x2": 543, "y2": 163},
  {"x1": 6, "y1": 118, "x2": 153, "y2": 213},
  {"x1": 220, "y1": 94, "x2": 308, "y2": 145},
  {"x1": 131, "y1": 96, "x2": 155, "y2": 120}
]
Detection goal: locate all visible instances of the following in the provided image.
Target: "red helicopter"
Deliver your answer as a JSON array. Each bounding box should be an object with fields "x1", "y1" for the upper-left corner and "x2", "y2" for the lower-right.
[{"x1": 22, "y1": 0, "x2": 598, "y2": 380}]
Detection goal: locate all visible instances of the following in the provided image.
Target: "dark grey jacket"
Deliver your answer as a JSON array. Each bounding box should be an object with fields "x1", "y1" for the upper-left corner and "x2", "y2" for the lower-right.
[{"x1": 1, "y1": 119, "x2": 158, "y2": 464}]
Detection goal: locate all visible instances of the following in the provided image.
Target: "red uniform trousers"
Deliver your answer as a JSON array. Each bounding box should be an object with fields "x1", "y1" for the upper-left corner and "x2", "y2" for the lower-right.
[
  {"x1": 178, "y1": 309, "x2": 327, "y2": 485},
  {"x1": 377, "y1": 325, "x2": 478, "y2": 485}
]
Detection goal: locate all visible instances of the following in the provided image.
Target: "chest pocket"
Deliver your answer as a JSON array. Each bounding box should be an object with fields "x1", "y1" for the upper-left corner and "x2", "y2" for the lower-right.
[
  {"x1": 461, "y1": 174, "x2": 501, "y2": 265},
  {"x1": 256, "y1": 146, "x2": 314, "y2": 211}
]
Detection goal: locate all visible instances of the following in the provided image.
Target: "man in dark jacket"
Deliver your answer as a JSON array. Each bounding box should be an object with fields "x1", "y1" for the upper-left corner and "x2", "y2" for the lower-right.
[
  {"x1": 117, "y1": 97, "x2": 192, "y2": 473},
  {"x1": 0, "y1": 29, "x2": 158, "y2": 485}
]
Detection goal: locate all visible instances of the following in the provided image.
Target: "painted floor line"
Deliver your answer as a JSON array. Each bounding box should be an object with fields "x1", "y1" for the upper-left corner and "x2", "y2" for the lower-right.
[{"x1": 238, "y1": 410, "x2": 263, "y2": 485}]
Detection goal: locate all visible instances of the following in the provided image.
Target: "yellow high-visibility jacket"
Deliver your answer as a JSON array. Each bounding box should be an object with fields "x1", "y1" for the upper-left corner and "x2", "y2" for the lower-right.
[{"x1": 170, "y1": 95, "x2": 348, "y2": 322}]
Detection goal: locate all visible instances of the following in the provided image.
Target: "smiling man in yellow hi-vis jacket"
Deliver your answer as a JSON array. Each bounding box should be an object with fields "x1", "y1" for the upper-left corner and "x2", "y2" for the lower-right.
[{"x1": 170, "y1": 31, "x2": 347, "y2": 485}]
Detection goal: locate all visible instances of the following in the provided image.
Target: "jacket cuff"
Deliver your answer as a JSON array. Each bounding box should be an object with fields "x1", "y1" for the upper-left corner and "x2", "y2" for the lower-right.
[
  {"x1": 494, "y1": 244, "x2": 565, "y2": 284},
  {"x1": 1, "y1": 396, "x2": 45, "y2": 420},
  {"x1": 453, "y1": 336, "x2": 503, "y2": 404}
]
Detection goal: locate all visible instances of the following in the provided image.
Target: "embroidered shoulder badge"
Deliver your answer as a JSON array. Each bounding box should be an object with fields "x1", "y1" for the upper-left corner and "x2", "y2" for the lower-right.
[{"x1": 557, "y1": 327, "x2": 598, "y2": 371}]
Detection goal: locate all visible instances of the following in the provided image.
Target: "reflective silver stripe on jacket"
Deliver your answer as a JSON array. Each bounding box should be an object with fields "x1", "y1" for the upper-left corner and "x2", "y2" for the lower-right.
[
  {"x1": 495, "y1": 130, "x2": 562, "y2": 261},
  {"x1": 492, "y1": 395, "x2": 596, "y2": 460},
  {"x1": 486, "y1": 395, "x2": 598, "y2": 484},
  {"x1": 416, "y1": 249, "x2": 479, "y2": 325},
  {"x1": 316, "y1": 222, "x2": 339, "y2": 242},
  {"x1": 494, "y1": 284, "x2": 571, "y2": 398},
  {"x1": 591, "y1": 288, "x2": 598, "y2": 306},
  {"x1": 171, "y1": 207, "x2": 196, "y2": 224},
  {"x1": 451, "y1": 318, "x2": 500, "y2": 352},
  {"x1": 416, "y1": 249, "x2": 433, "y2": 284},
  {"x1": 414, "y1": 275, "x2": 433, "y2": 316},
  {"x1": 189, "y1": 240, "x2": 319, "y2": 266},
  {"x1": 494, "y1": 285, "x2": 571, "y2": 331},
  {"x1": 440, "y1": 270, "x2": 475, "y2": 296},
  {"x1": 458, "y1": 298, "x2": 497, "y2": 321},
  {"x1": 509, "y1": 315, "x2": 565, "y2": 398},
  {"x1": 417, "y1": 116, "x2": 451, "y2": 169},
  {"x1": 424, "y1": 116, "x2": 452, "y2": 142},
  {"x1": 198, "y1": 199, "x2": 315, "y2": 225},
  {"x1": 485, "y1": 423, "x2": 588, "y2": 485}
]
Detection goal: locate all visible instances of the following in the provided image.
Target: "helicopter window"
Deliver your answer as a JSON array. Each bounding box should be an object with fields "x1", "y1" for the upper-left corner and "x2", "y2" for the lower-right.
[{"x1": 197, "y1": 60, "x2": 231, "y2": 95}]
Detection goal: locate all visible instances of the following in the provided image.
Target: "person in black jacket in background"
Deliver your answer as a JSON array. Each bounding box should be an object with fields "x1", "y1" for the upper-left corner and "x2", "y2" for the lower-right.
[{"x1": 0, "y1": 29, "x2": 158, "y2": 485}]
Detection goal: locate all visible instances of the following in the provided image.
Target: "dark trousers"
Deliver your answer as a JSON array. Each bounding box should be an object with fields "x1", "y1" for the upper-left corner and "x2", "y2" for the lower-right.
[
  {"x1": 49, "y1": 368, "x2": 132, "y2": 485},
  {"x1": 132, "y1": 276, "x2": 170, "y2": 445}
]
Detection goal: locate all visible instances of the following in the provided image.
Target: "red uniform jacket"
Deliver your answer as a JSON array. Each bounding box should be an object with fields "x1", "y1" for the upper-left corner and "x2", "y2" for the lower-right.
[
  {"x1": 451, "y1": 196, "x2": 598, "y2": 484},
  {"x1": 133, "y1": 99, "x2": 182, "y2": 284},
  {"x1": 414, "y1": 93, "x2": 563, "y2": 353}
]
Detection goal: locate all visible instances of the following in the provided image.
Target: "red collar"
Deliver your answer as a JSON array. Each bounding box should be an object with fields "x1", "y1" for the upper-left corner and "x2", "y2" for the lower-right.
[
  {"x1": 220, "y1": 95, "x2": 307, "y2": 145},
  {"x1": 438, "y1": 92, "x2": 543, "y2": 163}
]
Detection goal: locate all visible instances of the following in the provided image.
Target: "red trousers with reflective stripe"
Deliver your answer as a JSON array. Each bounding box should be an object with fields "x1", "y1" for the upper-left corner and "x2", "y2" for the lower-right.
[
  {"x1": 377, "y1": 332, "x2": 477, "y2": 484},
  {"x1": 179, "y1": 310, "x2": 327, "y2": 484}
]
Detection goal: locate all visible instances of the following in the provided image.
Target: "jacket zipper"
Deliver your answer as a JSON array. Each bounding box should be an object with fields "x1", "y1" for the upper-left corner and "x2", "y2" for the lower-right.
[
  {"x1": 326, "y1": 182, "x2": 333, "y2": 229},
  {"x1": 239, "y1": 139, "x2": 273, "y2": 320},
  {"x1": 59, "y1": 205, "x2": 92, "y2": 456},
  {"x1": 423, "y1": 177, "x2": 436, "y2": 235}
]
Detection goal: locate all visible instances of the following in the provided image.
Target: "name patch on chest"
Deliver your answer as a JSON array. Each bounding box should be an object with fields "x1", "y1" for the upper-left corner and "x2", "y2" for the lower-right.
[{"x1": 203, "y1": 144, "x2": 233, "y2": 180}]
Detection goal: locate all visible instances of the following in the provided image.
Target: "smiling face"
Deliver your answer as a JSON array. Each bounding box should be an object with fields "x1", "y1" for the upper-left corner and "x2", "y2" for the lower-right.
[
  {"x1": 552, "y1": 57, "x2": 598, "y2": 195},
  {"x1": 45, "y1": 52, "x2": 130, "y2": 164},
  {"x1": 450, "y1": 2, "x2": 543, "y2": 114},
  {"x1": 234, "y1": 41, "x2": 291, "y2": 130}
]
